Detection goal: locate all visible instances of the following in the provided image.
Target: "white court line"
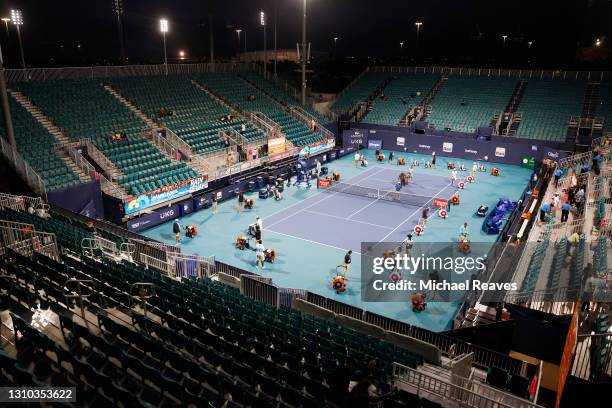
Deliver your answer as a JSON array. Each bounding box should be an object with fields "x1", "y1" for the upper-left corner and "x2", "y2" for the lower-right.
[
  {"x1": 265, "y1": 228, "x2": 361, "y2": 255},
  {"x1": 261, "y1": 165, "x2": 384, "y2": 228},
  {"x1": 265, "y1": 167, "x2": 387, "y2": 230},
  {"x1": 377, "y1": 183, "x2": 454, "y2": 243},
  {"x1": 301, "y1": 209, "x2": 394, "y2": 230}
]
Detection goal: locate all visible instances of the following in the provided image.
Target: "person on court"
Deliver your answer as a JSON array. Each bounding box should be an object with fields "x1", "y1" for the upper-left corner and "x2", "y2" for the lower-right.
[
  {"x1": 395, "y1": 180, "x2": 402, "y2": 200},
  {"x1": 459, "y1": 222, "x2": 469, "y2": 241},
  {"x1": 255, "y1": 239, "x2": 266, "y2": 270},
  {"x1": 422, "y1": 207, "x2": 430, "y2": 227},
  {"x1": 407, "y1": 166, "x2": 414, "y2": 183},
  {"x1": 405, "y1": 234, "x2": 414, "y2": 257},
  {"x1": 237, "y1": 191, "x2": 245, "y2": 212},
  {"x1": 388, "y1": 151, "x2": 394, "y2": 162},
  {"x1": 450, "y1": 170, "x2": 458, "y2": 185},
  {"x1": 431, "y1": 152, "x2": 437, "y2": 168},
  {"x1": 172, "y1": 218, "x2": 182, "y2": 243},
  {"x1": 472, "y1": 162, "x2": 478, "y2": 179},
  {"x1": 211, "y1": 194, "x2": 218, "y2": 214},
  {"x1": 343, "y1": 250, "x2": 353, "y2": 278},
  {"x1": 354, "y1": 152, "x2": 360, "y2": 167}
]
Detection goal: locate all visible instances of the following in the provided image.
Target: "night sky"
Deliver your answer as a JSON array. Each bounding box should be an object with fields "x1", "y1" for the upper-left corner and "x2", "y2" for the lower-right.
[{"x1": 0, "y1": 0, "x2": 609, "y2": 68}]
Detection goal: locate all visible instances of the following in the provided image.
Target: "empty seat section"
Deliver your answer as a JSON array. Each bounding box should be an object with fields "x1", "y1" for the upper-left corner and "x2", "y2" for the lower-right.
[
  {"x1": 197, "y1": 73, "x2": 324, "y2": 147},
  {"x1": 331, "y1": 72, "x2": 388, "y2": 114},
  {"x1": 427, "y1": 76, "x2": 516, "y2": 133},
  {"x1": 597, "y1": 82, "x2": 612, "y2": 133},
  {"x1": 364, "y1": 74, "x2": 438, "y2": 125},
  {"x1": 16, "y1": 80, "x2": 197, "y2": 196},
  {"x1": 515, "y1": 79, "x2": 585, "y2": 141},
  {"x1": 0, "y1": 96, "x2": 81, "y2": 191},
  {"x1": 110, "y1": 75, "x2": 265, "y2": 154}
]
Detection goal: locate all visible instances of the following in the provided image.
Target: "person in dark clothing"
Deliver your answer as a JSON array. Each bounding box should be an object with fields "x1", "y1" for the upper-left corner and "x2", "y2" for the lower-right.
[
  {"x1": 237, "y1": 192, "x2": 245, "y2": 212},
  {"x1": 495, "y1": 302, "x2": 503, "y2": 322},
  {"x1": 254, "y1": 224, "x2": 262, "y2": 241},
  {"x1": 388, "y1": 151, "x2": 394, "y2": 162},
  {"x1": 328, "y1": 358, "x2": 356, "y2": 404}
]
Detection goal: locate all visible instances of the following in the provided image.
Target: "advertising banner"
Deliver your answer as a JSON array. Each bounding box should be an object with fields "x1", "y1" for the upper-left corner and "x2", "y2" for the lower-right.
[
  {"x1": 298, "y1": 139, "x2": 335, "y2": 158},
  {"x1": 433, "y1": 198, "x2": 448, "y2": 208},
  {"x1": 268, "y1": 136, "x2": 286, "y2": 154},
  {"x1": 127, "y1": 204, "x2": 180, "y2": 233},
  {"x1": 368, "y1": 139, "x2": 382, "y2": 150},
  {"x1": 124, "y1": 175, "x2": 208, "y2": 216}
]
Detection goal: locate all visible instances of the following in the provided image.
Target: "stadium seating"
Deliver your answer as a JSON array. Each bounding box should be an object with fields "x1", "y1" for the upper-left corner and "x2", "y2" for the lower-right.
[
  {"x1": 110, "y1": 75, "x2": 265, "y2": 155},
  {"x1": 521, "y1": 239, "x2": 549, "y2": 293},
  {"x1": 240, "y1": 72, "x2": 329, "y2": 124},
  {"x1": 0, "y1": 205, "x2": 425, "y2": 407},
  {"x1": 547, "y1": 238, "x2": 568, "y2": 289},
  {"x1": 16, "y1": 80, "x2": 197, "y2": 196},
  {"x1": 196, "y1": 73, "x2": 323, "y2": 147},
  {"x1": 426, "y1": 76, "x2": 516, "y2": 133},
  {"x1": 0, "y1": 97, "x2": 81, "y2": 191},
  {"x1": 363, "y1": 74, "x2": 439, "y2": 125},
  {"x1": 515, "y1": 79, "x2": 586, "y2": 141},
  {"x1": 331, "y1": 72, "x2": 389, "y2": 114},
  {"x1": 597, "y1": 82, "x2": 612, "y2": 133}
]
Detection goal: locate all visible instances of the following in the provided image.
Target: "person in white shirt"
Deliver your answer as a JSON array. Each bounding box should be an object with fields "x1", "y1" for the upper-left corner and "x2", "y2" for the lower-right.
[
  {"x1": 27, "y1": 205, "x2": 35, "y2": 215},
  {"x1": 450, "y1": 170, "x2": 458, "y2": 185},
  {"x1": 354, "y1": 152, "x2": 360, "y2": 167},
  {"x1": 256, "y1": 216, "x2": 263, "y2": 230},
  {"x1": 255, "y1": 240, "x2": 266, "y2": 270},
  {"x1": 472, "y1": 163, "x2": 478, "y2": 179},
  {"x1": 315, "y1": 160, "x2": 321, "y2": 176}
]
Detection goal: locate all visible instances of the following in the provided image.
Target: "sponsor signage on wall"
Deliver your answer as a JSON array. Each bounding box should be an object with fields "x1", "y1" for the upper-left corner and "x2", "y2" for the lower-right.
[
  {"x1": 268, "y1": 136, "x2": 287, "y2": 154},
  {"x1": 396, "y1": 137, "x2": 405, "y2": 146},
  {"x1": 368, "y1": 139, "x2": 382, "y2": 150},
  {"x1": 124, "y1": 175, "x2": 208, "y2": 216},
  {"x1": 443, "y1": 142, "x2": 453, "y2": 153},
  {"x1": 495, "y1": 147, "x2": 506, "y2": 158},
  {"x1": 127, "y1": 204, "x2": 180, "y2": 232},
  {"x1": 298, "y1": 139, "x2": 336, "y2": 158}
]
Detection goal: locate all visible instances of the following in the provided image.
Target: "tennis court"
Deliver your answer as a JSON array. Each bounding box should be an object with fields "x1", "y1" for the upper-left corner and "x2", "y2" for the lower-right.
[
  {"x1": 264, "y1": 166, "x2": 457, "y2": 252},
  {"x1": 143, "y1": 150, "x2": 532, "y2": 331}
]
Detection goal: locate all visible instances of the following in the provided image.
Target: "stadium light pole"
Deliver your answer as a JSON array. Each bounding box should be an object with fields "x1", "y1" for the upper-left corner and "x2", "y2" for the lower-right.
[
  {"x1": 502, "y1": 35, "x2": 508, "y2": 46},
  {"x1": 300, "y1": 0, "x2": 308, "y2": 105},
  {"x1": 274, "y1": 2, "x2": 278, "y2": 78},
  {"x1": 415, "y1": 21, "x2": 422, "y2": 43},
  {"x1": 159, "y1": 19, "x2": 168, "y2": 75},
  {"x1": 333, "y1": 36, "x2": 338, "y2": 57},
  {"x1": 11, "y1": 10, "x2": 25, "y2": 69},
  {"x1": 0, "y1": 41, "x2": 16, "y2": 146},
  {"x1": 1, "y1": 18, "x2": 9, "y2": 36},
  {"x1": 260, "y1": 11, "x2": 267, "y2": 79},
  {"x1": 112, "y1": 0, "x2": 126, "y2": 63},
  {"x1": 236, "y1": 29, "x2": 242, "y2": 53}
]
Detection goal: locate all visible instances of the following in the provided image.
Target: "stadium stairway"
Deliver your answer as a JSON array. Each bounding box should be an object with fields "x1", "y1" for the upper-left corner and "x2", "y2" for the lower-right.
[
  {"x1": 417, "y1": 76, "x2": 448, "y2": 121},
  {"x1": 103, "y1": 85, "x2": 157, "y2": 128},
  {"x1": 8, "y1": 90, "x2": 89, "y2": 184},
  {"x1": 580, "y1": 82, "x2": 601, "y2": 119}
]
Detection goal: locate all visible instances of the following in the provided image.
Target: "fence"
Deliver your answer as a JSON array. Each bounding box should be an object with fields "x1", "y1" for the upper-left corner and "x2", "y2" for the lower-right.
[
  {"x1": 572, "y1": 332, "x2": 612, "y2": 382},
  {"x1": 0, "y1": 136, "x2": 47, "y2": 199},
  {"x1": 559, "y1": 151, "x2": 592, "y2": 170},
  {"x1": 504, "y1": 286, "x2": 581, "y2": 315},
  {"x1": 240, "y1": 274, "x2": 279, "y2": 307},
  {"x1": 81, "y1": 139, "x2": 121, "y2": 180},
  {"x1": 0, "y1": 193, "x2": 45, "y2": 212},
  {"x1": 0, "y1": 224, "x2": 59, "y2": 261},
  {"x1": 5, "y1": 62, "x2": 258, "y2": 82},
  {"x1": 250, "y1": 112, "x2": 282, "y2": 138},
  {"x1": 392, "y1": 363, "x2": 542, "y2": 408},
  {"x1": 370, "y1": 66, "x2": 608, "y2": 81},
  {"x1": 158, "y1": 127, "x2": 197, "y2": 161}
]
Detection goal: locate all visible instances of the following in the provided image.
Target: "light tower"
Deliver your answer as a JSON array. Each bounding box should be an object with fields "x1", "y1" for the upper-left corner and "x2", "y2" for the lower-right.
[
  {"x1": 260, "y1": 11, "x2": 267, "y2": 79},
  {"x1": 11, "y1": 9, "x2": 25, "y2": 69},
  {"x1": 112, "y1": 0, "x2": 125, "y2": 63},
  {"x1": 159, "y1": 18, "x2": 169, "y2": 75}
]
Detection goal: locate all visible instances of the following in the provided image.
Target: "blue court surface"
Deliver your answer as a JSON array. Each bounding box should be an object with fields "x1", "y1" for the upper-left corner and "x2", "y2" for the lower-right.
[{"x1": 143, "y1": 150, "x2": 532, "y2": 332}]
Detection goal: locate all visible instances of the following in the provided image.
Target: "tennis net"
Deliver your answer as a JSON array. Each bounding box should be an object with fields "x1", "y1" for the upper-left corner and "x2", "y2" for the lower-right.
[{"x1": 322, "y1": 181, "x2": 435, "y2": 207}]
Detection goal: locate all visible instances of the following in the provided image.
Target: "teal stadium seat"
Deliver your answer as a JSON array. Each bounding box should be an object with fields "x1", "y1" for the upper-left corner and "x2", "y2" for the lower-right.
[
  {"x1": 331, "y1": 72, "x2": 389, "y2": 115},
  {"x1": 16, "y1": 80, "x2": 197, "y2": 196},
  {"x1": 196, "y1": 73, "x2": 324, "y2": 147},
  {"x1": 515, "y1": 79, "x2": 585, "y2": 141},
  {"x1": 0, "y1": 96, "x2": 81, "y2": 191},
  {"x1": 427, "y1": 76, "x2": 516, "y2": 133},
  {"x1": 363, "y1": 74, "x2": 438, "y2": 125}
]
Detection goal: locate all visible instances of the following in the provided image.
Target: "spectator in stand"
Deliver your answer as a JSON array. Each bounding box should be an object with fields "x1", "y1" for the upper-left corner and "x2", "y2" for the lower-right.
[
  {"x1": 592, "y1": 151, "x2": 603, "y2": 175},
  {"x1": 159, "y1": 106, "x2": 166, "y2": 118}
]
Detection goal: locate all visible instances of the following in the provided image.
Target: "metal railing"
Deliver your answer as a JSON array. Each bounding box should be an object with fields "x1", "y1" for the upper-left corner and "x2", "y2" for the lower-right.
[
  {"x1": 0, "y1": 137, "x2": 47, "y2": 199},
  {"x1": 0, "y1": 225, "x2": 59, "y2": 261},
  {"x1": 5, "y1": 62, "x2": 259, "y2": 82},
  {"x1": 572, "y1": 332, "x2": 612, "y2": 382},
  {"x1": 0, "y1": 193, "x2": 45, "y2": 212},
  {"x1": 370, "y1": 66, "x2": 608, "y2": 82},
  {"x1": 159, "y1": 127, "x2": 195, "y2": 159},
  {"x1": 250, "y1": 112, "x2": 282, "y2": 138},
  {"x1": 81, "y1": 139, "x2": 121, "y2": 179},
  {"x1": 504, "y1": 285, "x2": 581, "y2": 315},
  {"x1": 145, "y1": 128, "x2": 179, "y2": 161},
  {"x1": 212, "y1": 145, "x2": 300, "y2": 181},
  {"x1": 65, "y1": 143, "x2": 125, "y2": 198},
  {"x1": 559, "y1": 151, "x2": 593, "y2": 170},
  {"x1": 289, "y1": 106, "x2": 335, "y2": 141},
  {"x1": 393, "y1": 363, "x2": 540, "y2": 408}
]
